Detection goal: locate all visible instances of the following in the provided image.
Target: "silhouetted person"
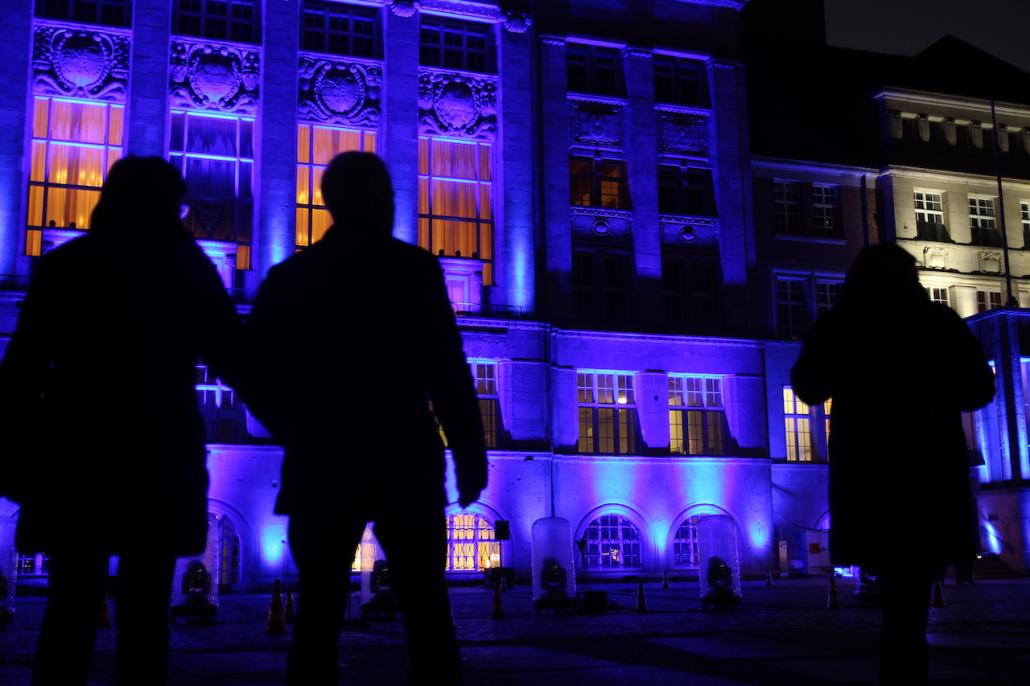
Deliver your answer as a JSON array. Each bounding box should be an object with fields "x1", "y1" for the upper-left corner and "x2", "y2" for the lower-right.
[
  {"x1": 0, "y1": 157, "x2": 241, "y2": 685},
  {"x1": 245, "y1": 152, "x2": 487, "y2": 686},
  {"x1": 791, "y1": 245, "x2": 994, "y2": 686}
]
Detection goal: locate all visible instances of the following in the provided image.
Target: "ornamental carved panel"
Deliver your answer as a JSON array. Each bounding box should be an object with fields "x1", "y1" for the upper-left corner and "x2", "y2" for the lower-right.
[
  {"x1": 979, "y1": 251, "x2": 1002, "y2": 274},
  {"x1": 923, "y1": 246, "x2": 949, "y2": 270},
  {"x1": 170, "y1": 41, "x2": 259, "y2": 115},
  {"x1": 658, "y1": 111, "x2": 709, "y2": 156},
  {"x1": 298, "y1": 57, "x2": 381, "y2": 127},
  {"x1": 33, "y1": 26, "x2": 129, "y2": 101},
  {"x1": 418, "y1": 70, "x2": 497, "y2": 140},
  {"x1": 569, "y1": 100, "x2": 623, "y2": 147}
]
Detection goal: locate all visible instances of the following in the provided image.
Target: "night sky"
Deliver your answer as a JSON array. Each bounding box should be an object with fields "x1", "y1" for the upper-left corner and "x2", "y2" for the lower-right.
[{"x1": 824, "y1": 0, "x2": 1030, "y2": 74}]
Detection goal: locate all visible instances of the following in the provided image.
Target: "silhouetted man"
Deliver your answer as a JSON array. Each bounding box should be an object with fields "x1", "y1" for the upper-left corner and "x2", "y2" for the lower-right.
[
  {"x1": 0, "y1": 157, "x2": 242, "y2": 685},
  {"x1": 246, "y1": 152, "x2": 488, "y2": 686},
  {"x1": 791, "y1": 245, "x2": 994, "y2": 686}
]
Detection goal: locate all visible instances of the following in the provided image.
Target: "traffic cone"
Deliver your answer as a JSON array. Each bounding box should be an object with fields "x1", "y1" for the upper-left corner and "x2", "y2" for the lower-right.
[
  {"x1": 661, "y1": 570, "x2": 670, "y2": 590},
  {"x1": 490, "y1": 577, "x2": 505, "y2": 619},
  {"x1": 827, "y1": 573, "x2": 841, "y2": 610},
  {"x1": 284, "y1": 589, "x2": 296, "y2": 624},
  {"x1": 97, "y1": 585, "x2": 112, "y2": 629},
  {"x1": 266, "y1": 580, "x2": 287, "y2": 634},
  {"x1": 766, "y1": 570, "x2": 774, "y2": 587},
  {"x1": 635, "y1": 579, "x2": 648, "y2": 614},
  {"x1": 931, "y1": 577, "x2": 946, "y2": 608}
]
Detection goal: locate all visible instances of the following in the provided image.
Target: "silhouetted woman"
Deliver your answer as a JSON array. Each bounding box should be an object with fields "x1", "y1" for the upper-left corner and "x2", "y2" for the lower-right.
[
  {"x1": 0, "y1": 157, "x2": 241, "y2": 685},
  {"x1": 791, "y1": 244, "x2": 994, "y2": 686}
]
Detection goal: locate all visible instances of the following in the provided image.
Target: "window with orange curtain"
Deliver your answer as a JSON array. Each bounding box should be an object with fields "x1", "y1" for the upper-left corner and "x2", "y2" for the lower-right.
[
  {"x1": 27, "y1": 96, "x2": 124, "y2": 242},
  {"x1": 169, "y1": 110, "x2": 254, "y2": 245},
  {"x1": 418, "y1": 137, "x2": 493, "y2": 284},
  {"x1": 295, "y1": 124, "x2": 376, "y2": 247}
]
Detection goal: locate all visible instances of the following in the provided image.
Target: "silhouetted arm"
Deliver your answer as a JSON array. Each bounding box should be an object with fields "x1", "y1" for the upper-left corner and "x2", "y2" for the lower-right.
[
  {"x1": 422, "y1": 258, "x2": 487, "y2": 507},
  {"x1": 791, "y1": 310, "x2": 836, "y2": 406},
  {"x1": 0, "y1": 261, "x2": 56, "y2": 501},
  {"x1": 241, "y1": 265, "x2": 293, "y2": 443},
  {"x1": 190, "y1": 243, "x2": 245, "y2": 393}
]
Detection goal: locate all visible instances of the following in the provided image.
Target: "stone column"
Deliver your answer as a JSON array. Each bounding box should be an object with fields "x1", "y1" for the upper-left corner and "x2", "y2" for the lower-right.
[
  {"x1": 494, "y1": 19, "x2": 535, "y2": 316},
  {"x1": 636, "y1": 371, "x2": 668, "y2": 453},
  {"x1": 127, "y1": 0, "x2": 172, "y2": 157},
  {"x1": 540, "y1": 37, "x2": 571, "y2": 320},
  {"x1": 0, "y1": 0, "x2": 33, "y2": 285},
  {"x1": 382, "y1": 4, "x2": 420, "y2": 246},
  {"x1": 550, "y1": 365, "x2": 578, "y2": 452},
  {"x1": 253, "y1": 0, "x2": 300, "y2": 292},
  {"x1": 623, "y1": 48, "x2": 661, "y2": 322},
  {"x1": 707, "y1": 60, "x2": 754, "y2": 332}
]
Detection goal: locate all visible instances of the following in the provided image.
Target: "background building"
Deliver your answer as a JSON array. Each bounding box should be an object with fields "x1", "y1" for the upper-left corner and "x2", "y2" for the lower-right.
[{"x1": 0, "y1": 0, "x2": 1027, "y2": 589}]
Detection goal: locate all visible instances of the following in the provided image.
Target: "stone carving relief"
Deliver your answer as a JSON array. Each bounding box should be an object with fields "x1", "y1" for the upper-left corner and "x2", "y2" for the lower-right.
[
  {"x1": 569, "y1": 100, "x2": 623, "y2": 147},
  {"x1": 299, "y1": 57, "x2": 381, "y2": 127},
  {"x1": 660, "y1": 216, "x2": 718, "y2": 247},
  {"x1": 170, "y1": 41, "x2": 259, "y2": 115},
  {"x1": 388, "y1": 0, "x2": 420, "y2": 17},
  {"x1": 418, "y1": 71, "x2": 497, "y2": 140},
  {"x1": 658, "y1": 111, "x2": 709, "y2": 156},
  {"x1": 979, "y1": 251, "x2": 1002, "y2": 274},
  {"x1": 923, "y1": 246, "x2": 949, "y2": 270},
  {"x1": 33, "y1": 26, "x2": 129, "y2": 101}
]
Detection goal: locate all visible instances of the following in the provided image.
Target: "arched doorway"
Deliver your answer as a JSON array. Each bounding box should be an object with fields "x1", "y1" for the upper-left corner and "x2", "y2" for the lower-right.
[
  {"x1": 670, "y1": 508, "x2": 741, "y2": 573},
  {"x1": 445, "y1": 512, "x2": 501, "y2": 572},
  {"x1": 581, "y1": 512, "x2": 642, "y2": 571}
]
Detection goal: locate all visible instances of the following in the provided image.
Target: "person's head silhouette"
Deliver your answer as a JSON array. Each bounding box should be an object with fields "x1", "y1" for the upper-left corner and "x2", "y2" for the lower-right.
[
  {"x1": 840, "y1": 244, "x2": 925, "y2": 310},
  {"x1": 321, "y1": 152, "x2": 395, "y2": 237},
  {"x1": 91, "y1": 156, "x2": 187, "y2": 233}
]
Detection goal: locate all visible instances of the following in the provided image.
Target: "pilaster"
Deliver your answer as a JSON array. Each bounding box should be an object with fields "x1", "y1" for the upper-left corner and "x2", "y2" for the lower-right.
[
  {"x1": 127, "y1": 0, "x2": 172, "y2": 156},
  {"x1": 0, "y1": 0, "x2": 33, "y2": 285},
  {"x1": 540, "y1": 37, "x2": 571, "y2": 319},
  {"x1": 382, "y1": 6, "x2": 420, "y2": 245}
]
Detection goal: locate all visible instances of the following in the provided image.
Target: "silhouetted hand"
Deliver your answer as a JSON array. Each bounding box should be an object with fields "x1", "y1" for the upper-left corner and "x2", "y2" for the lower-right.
[{"x1": 456, "y1": 450, "x2": 487, "y2": 508}]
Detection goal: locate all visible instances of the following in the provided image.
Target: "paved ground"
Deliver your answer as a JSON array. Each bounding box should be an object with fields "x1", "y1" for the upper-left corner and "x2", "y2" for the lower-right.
[{"x1": 1, "y1": 576, "x2": 1028, "y2": 685}]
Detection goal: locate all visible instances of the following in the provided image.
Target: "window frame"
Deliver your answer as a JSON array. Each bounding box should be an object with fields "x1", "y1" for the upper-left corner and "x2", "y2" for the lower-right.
[
  {"x1": 658, "y1": 163, "x2": 717, "y2": 217},
  {"x1": 577, "y1": 371, "x2": 639, "y2": 455},
  {"x1": 445, "y1": 512, "x2": 500, "y2": 572},
  {"x1": 419, "y1": 18, "x2": 493, "y2": 73},
  {"x1": 173, "y1": 0, "x2": 261, "y2": 44},
  {"x1": 810, "y1": 184, "x2": 840, "y2": 238},
  {"x1": 783, "y1": 386, "x2": 813, "y2": 462},
  {"x1": 668, "y1": 375, "x2": 726, "y2": 456},
  {"x1": 300, "y1": 0, "x2": 379, "y2": 57},
  {"x1": 566, "y1": 43, "x2": 623, "y2": 96},
  {"x1": 584, "y1": 513, "x2": 642, "y2": 570},
  {"x1": 470, "y1": 360, "x2": 500, "y2": 449},
  {"x1": 773, "y1": 180, "x2": 801, "y2": 234},
  {"x1": 35, "y1": 0, "x2": 132, "y2": 26},
  {"x1": 570, "y1": 155, "x2": 630, "y2": 210},
  {"x1": 653, "y1": 54, "x2": 708, "y2": 107}
]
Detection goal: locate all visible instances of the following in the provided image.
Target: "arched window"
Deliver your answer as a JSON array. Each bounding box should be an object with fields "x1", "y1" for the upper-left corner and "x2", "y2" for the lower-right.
[
  {"x1": 584, "y1": 513, "x2": 640, "y2": 570},
  {"x1": 218, "y1": 515, "x2": 241, "y2": 586},
  {"x1": 446, "y1": 513, "x2": 500, "y2": 572},
  {"x1": 351, "y1": 525, "x2": 378, "y2": 573},
  {"x1": 672, "y1": 514, "x2": 736, "y2": 570}
]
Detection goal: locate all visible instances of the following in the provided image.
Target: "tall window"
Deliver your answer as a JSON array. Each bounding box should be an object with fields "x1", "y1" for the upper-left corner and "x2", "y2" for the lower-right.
[
  {"x1": 914, "y1": 191, "x2": 947, "y2": 240},
  {"x1": 570, "y1": 157, "x2": 629, "y2": 209},
  {"x1": 823, "y1": 398, "x2": 832, "y2": 458},
  {"x1": 567, "y1": 44, "x2": 622, "y2": 95},
  {"x1": 658, "y1": 165, "x2": 716, "y2": 216},
  {"x1": 811, "y1": 184, "x2": 839, "y2": 237},
  {"x1": 573, "y1": 250, "x2": 633, "y2": 323},
  {"x1": 776, "y1": 277, "x2": 805, "y2": 338},
  {"x1": 977, "y1": 290, "x2": 1002, "y2": 313},
  {"x1": 672, "y1": 517, "x2": 701, "y2": 569},
  {"x1": 418, "y1": 138, "x2": 493, "y2": 283},
  {"x1": 577, "y1": 372, "x2": 638, "y2": 455},
  {"x1": 773, "y1": 181, "x2": 800, "y2": 234},
  {"x1": 669, "y1": 376, "x2": 726, "y2": 455},
  {"x1": 27, "y1": 97, "x2": 124, "y2": 253},
  {"x1": 174, "y1": 0, "x2": 259, "y2": 43},
  {"x1": 929, "y1": 287, "x2": 949, "y2": 306},
  {"x1": 783, "y1": 386, "x2": 812, "y2": 462},
  {"x1": 35, "y1": 0, "x2": 132, "y2": 26},
  {"x1": 661, "y1": 256, "x2": 720, "y2": 330},
  {"x1": 584, "y1": 514, "x2": 640, "y2": 569},
  {"x1": 296, "y1": 124, "x2": 376, "y2": 247},
  {"x1": 1021, "y1": 201, "x2": 1030, "y2": 248},
  {"x1": 815, "y1": 281, "x2": 841, "y2": 317},
  {"x1": 214, "y1": 513, "x2": 241, "y2": 587},
  {"x1": 169, "y1": 111, "x2": 253, "y2": 248},
  {"x1": 419, "y1": 19, "x2": 492, "y2": 72},
  {"x1": 969, "y1": 196, "x2": 1000, "y2": 247},
  {"x1": 300, "y1": 0, "x2": 378, "y2": 57},
  {"x1": 472, "y1": 362, "x2": 499, "y2": 449},
  {"x1": 446, "y1": 513, "x2": 500, "y2": 572},
  {"x1": 653, "y1": 55, "x2": 708, "y2": 107}
]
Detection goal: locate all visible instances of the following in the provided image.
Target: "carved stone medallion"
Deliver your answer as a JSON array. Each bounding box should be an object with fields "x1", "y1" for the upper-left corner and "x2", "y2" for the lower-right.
[
  {"x1": 570, "y1": 100, "x2": 623, "y2": 147},
  {"x1": 33, "y1": 26, "x2": 129, "y2": 101},
  {"x1": 170, "y1": 41, "x2": 260, "y2": 115},
  {"x1": 658, "y1": 111, "x2": 709, "y2": 156},
  {"x1": 299, "y1": 57, "x2": 381, "y2": 127},
  {"x1": 419, "y1": 70, "x2": 497, "y2": 140}
]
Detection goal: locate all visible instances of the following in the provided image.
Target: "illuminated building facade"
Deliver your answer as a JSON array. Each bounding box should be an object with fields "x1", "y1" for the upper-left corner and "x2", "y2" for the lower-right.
[{"x1": 0, "y1": 0, "x2": 1026, "y2": 588}]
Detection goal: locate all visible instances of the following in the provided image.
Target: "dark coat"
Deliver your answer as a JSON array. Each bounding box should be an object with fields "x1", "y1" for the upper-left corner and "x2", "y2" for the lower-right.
[
  {"x1": 245, "y1": 227, "x2": 487, "y2": 516},
  {"x1": 0, "y1": 225, "x2": 240, "y2": 556},
  {"x1": 791, "y1": 297, "x2": 994, "y2": 569}
]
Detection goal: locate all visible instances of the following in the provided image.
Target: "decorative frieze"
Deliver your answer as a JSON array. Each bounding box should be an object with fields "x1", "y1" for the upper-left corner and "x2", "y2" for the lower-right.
[
  {"x1": 418, "y1": 70, "x2": 497, "y2": 140},
  {"x1": 923, "y1": 246, "x2": 949, "y2": 270},
  {"x1": 660, "y1": 215, "x2": 719, "y2": 247},
  {"x1": 298, "y1": 56, "x2": 381, "y2": 127},
  {"x1": 33, "y1": 25, "x2": 129, "y2": 101},
  {"x1": 170, "y1": 41, "x2": 260, "y2": 115},
  {"x1": 657, "y1": 110, "x2": 709, "y2": 156},
  {"x1": 569, "y1": 99, "x2": 623, "y2": 147},
  {"x1": 570, "y1": 206, "x2": 632, "y2": 240}
]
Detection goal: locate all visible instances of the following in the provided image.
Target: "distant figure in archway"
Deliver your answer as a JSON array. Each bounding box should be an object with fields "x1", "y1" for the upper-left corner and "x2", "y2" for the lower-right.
[
  {"x1": 0, "y1": 157, "x2": 242, "y2": 685},
  {"x1": 245, "y1": 151, "x2": 487, "y2": 686},
  {"x1": 791, "y1": 244, "x2": 994, "y2": 686}
]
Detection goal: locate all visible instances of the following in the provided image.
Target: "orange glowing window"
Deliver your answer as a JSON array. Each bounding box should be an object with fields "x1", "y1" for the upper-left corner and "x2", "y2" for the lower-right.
[
  {"x1": 295, "y1": 124, "x2": 376, "y2": 247},
  {"x1": 27, "y1": 97, "x2": 124, "y2": 239},
  {"x1": 417, "y1": 137, "x2": 493, "y2": 284},
  {"x1": 445, "y1": 513, "x2": 499, "y2": 572}
]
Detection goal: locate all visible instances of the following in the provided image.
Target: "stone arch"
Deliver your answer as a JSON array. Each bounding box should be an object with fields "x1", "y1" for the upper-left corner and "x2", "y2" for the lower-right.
[
  {"x1": 667, "y1": 504, "x2": 742, "y2": 572},
  {"x1": 443, "y1": 500, "x2": 511, "y2": 572},
  {"x1": 575, "y1": 503, "x2": 651, "y2": 572}
]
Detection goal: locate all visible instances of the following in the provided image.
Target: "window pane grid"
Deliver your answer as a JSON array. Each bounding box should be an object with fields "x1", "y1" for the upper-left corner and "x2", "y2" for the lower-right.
[
  {"x1": 783, "y1": 386, "x2": 813, "y2": 462},
  {"x1": 35, "y1": 0, "x2": 132, "y2": 26},
  {"x1": 669, "y1": 376, "x2": 726, "y2": 455},
  {"x1": 585, "y1": 514, "x2": 641, "y2": 569},
  {"x1": 420, "y1": 20, "x2": 491, "y2": 73},
  {"x1": 446, "y1": 513, "x2": 500, "y2": 572},
  {"x1": 774, "y1": 181, "x2": 800, "y2": 234},
  {"x1": 300, "y1": 0, "x2": 378, "y2": 57},
  {"x1": 174, "y1": 0, "x2": 260, "y2": 43},
  {"x1": 578, "y1": 372, "x2": 638, "y2": 454},
  {"x1": 295, "y1": 124, "x2": 375, "y2": 246}
]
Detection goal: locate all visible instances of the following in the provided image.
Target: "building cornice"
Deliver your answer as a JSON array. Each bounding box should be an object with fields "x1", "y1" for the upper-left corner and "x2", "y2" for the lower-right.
[
  {"x1": 881, "y1": 165, "x2": 1030, "y2": 189},
  {"x1": 875, "y1": 88, "x2": 1030, "y2": 119},
  {"x1": 752, "y1": 156, "x2": 878, "y2": 177}
]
